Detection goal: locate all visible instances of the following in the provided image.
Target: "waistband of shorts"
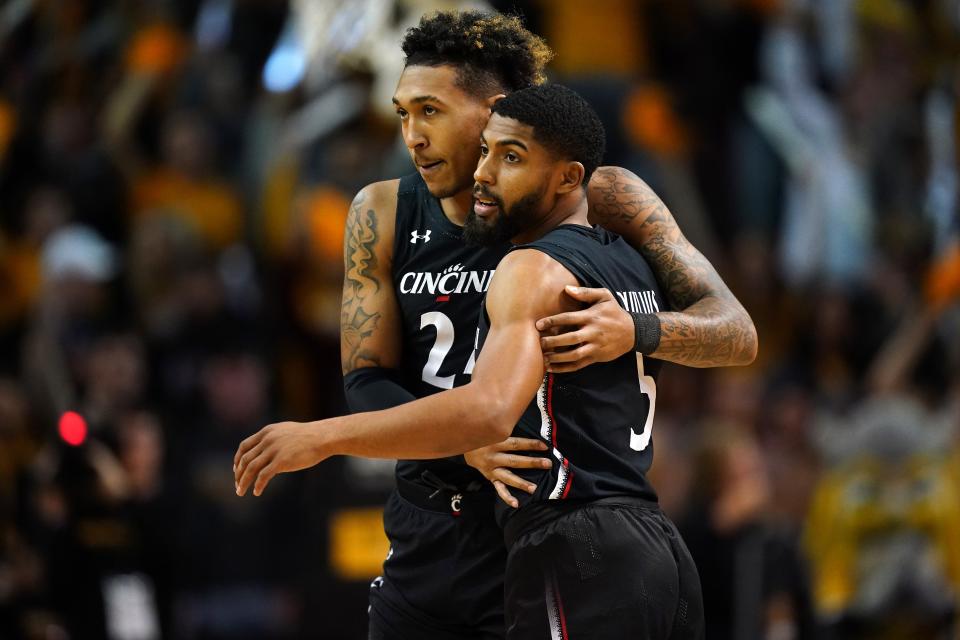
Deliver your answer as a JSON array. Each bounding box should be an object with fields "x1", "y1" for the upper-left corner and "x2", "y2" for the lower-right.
[
  {"x1": 395, "y1": 474, "x2": 495, "y2": 515},
  {"x1": 503, "y1": 495, "x2": 659, "y2": 547}
]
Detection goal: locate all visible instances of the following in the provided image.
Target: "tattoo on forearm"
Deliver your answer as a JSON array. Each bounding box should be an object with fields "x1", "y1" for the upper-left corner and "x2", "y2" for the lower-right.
[
  {"x1": 589, "y1": 167, "x2": 757, "y2": 366},
  {"x1": 654, "y1": 303, "x2": 750, "y2": 368},
  {"x1": 341, "y1": 192, "x2": 383, "y2": 371}
]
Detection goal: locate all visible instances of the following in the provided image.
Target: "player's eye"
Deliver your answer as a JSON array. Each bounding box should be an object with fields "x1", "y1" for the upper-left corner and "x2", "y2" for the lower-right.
[
  {"x1": 505, "y1": 152, "x2": 520, "y2": 163},
  {"x1": 479, "y1": 144, "x2": 489, "y2": 157},
  {"x1": 396, "y1": 109, "x2": 408, "y2": 120},
  {"x1": 423, "y1": 105, "x2": 437, "y2": 116}
]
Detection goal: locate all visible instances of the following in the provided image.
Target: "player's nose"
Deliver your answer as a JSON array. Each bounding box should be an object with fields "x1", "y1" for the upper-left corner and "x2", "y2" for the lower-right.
[
  {"x1": 474, "y1": 155, "x2": 494, "y2": 185},
  {"x1": 403, "y1": 120, "x2": 427, "y2": 150}
]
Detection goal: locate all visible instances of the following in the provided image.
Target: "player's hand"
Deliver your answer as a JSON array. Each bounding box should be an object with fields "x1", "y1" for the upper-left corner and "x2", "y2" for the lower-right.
[
  {"x1": 234, "y1": 421, "x2": 328, "y2": 497},
  {"x1": 536, "y1": 286, "x2": 634, "y2": 373},
  {"x1": 464, "y1": 437, "x2": 552, "y2": 508}
]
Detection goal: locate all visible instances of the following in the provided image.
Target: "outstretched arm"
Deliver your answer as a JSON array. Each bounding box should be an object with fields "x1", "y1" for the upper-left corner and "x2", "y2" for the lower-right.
[
  {"x1": 539, "y1": 166, "x2": 758, "y2": 369},
  {"x1": 234, "y1": 250, "x2": 571, "y2": 496}
]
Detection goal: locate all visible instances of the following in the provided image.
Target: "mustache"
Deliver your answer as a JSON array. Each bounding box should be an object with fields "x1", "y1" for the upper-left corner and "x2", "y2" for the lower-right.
[{"x1": 472, "y1": 184, "x2": 502, "y2": 205}]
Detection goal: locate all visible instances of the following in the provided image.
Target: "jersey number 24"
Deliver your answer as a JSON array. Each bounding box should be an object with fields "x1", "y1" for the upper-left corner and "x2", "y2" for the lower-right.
[
  {"x1": 419, "y1": 312, "x2": 476, "y2": 389},
  {"x1": 420, "y1": 311, "x2": 656, "y2": 452}
]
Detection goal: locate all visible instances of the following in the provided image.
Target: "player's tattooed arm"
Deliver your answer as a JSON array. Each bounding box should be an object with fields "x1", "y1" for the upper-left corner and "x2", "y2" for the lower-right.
[
  {"x1": 340, "y1": 181, "x2": 403, "y2": 374},
  {"x1": 586, "y1": 166, "x2": 758, "y2": 368}
]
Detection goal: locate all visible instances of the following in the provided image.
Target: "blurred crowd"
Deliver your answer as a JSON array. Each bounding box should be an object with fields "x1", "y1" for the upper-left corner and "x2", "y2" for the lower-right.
[{"x1": 0, "y1": 0, "x2": 958, "y2": 639}]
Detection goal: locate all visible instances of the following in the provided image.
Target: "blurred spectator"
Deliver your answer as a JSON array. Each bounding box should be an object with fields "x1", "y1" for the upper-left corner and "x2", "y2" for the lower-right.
[
  {"x1": 748, "y1": 9, "x2": 873, "y2": 288},
  {"x1": 78, "y1": 332, "x2": 147, "y2": 434},
  {"x1": 131, "y1": 110, "x2": 243, "y2": 252},
  {"x1": 0, "y1": 1, "x2": 958, "y2": 637},
  {"x1": 680, "y1": 423, "x2": 816, "y2": 640},
  {"x1": 805, "y1": 305, "x2": 960, "y2": 638},
  {"x1": 171, "y1": 345, "x2": 302, "y2": 640}
]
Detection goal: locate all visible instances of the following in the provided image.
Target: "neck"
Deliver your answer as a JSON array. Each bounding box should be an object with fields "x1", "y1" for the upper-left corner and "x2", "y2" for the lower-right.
[
  {"x1": 440, "y1": 188, "x2": 475, "y2": 227},
  {"x1": 512, "y1": 190, "x2": 589, "y2": 245}
]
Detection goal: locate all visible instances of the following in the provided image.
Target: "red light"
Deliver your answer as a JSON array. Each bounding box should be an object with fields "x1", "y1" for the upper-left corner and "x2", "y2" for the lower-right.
[{"x1": 59, "y1": 411, "x2": 87, "y2": 446}]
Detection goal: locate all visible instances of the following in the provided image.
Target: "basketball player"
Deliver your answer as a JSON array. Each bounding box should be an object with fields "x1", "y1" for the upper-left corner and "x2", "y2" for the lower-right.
[
  {"x1": 238, "y1": 11, "x2": 756, "y2": 640},
  {"x1": 236, "y1": 83, "x2": 711, "y2": 637}
]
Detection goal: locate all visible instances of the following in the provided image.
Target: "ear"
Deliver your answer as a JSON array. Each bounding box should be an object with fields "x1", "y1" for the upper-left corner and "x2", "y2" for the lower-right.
[
  {"x1": 486, "y1": 93, "x2": 507, "y2": 109},
  {"x1": 555, "y1": 161, "x2": 585, "y2": 195}
]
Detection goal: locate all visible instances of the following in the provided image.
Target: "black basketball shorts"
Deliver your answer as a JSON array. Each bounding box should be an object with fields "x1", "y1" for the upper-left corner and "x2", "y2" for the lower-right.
[
  {"x1": 368, "y1": 480, "x2": 506, "y2": 640},
  {"x1": 503, "y1": 497, "x2": 705, "y2": 640}
]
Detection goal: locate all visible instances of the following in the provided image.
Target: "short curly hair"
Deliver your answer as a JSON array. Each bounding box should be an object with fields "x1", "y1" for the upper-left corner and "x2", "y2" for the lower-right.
[
  {"x1": 491, "y1": 84, "x2": 606, "y2": 185},
  {"x1": 401, "y1": 10, "x2": 553, "y2": 97}
]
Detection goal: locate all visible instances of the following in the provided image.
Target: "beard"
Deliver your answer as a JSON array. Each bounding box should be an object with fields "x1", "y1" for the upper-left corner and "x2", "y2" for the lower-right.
[{"x1": 464, "y1": 189, "x2": 544, "y2": 247}]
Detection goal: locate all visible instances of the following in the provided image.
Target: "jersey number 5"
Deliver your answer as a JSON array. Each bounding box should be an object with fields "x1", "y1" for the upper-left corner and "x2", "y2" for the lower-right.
[
  {"x1": 420, "y1": 312, "x2": 476, "y2": 389},
  {"x1": 630, "y1": 354, "x2": 656, "y2": 451}
]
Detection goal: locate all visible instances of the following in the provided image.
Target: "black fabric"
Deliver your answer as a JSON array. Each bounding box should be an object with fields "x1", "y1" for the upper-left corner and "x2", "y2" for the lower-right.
[
  {"x1": 476, "y1": 224, "x2": 668, "y2": 527},
  {"x1": 390, "y1": 172, "x2": 509, "y2": 490},
  {"x1": 368, "y1": 491, "x2": 506, "y2": 640},
  {"x1": 343, "y1": 367, "x2": 417, "y2": 413},
  {"x1": 503, "y1": 494, "x2": 659, "y2": 548},
  {"x1": 504, "y1": 501, "x2": 704, "y2": 640},
  {"x1": 394, "y1": 473, "x2": 489, "y2": 513},
  {"x1": 364, "y1": 174, "x2": 510, "y2": 638}
]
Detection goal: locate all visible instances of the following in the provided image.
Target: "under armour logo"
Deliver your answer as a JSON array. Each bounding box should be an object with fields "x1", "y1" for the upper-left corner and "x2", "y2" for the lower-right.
[
  {"x1": 411, "y1": 230, "x2": 432, "y2": 244},
  {"x1": 450, "y1": 493, "x2": 463, "y2": 515}
]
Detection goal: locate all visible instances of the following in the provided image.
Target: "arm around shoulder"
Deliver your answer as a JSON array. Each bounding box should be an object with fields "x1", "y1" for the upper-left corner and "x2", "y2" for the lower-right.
[{"x1": 587, "y1": 167, "x2": 758, "y2": 367}]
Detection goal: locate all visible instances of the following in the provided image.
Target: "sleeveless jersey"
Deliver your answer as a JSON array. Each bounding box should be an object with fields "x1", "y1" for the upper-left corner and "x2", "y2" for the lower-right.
[
  {"x1": 475, "y1": 224, "x2": 668, "y2": 525},
  {"x1": 392, "y1": 173, "x2": 510, "y2": 488}
]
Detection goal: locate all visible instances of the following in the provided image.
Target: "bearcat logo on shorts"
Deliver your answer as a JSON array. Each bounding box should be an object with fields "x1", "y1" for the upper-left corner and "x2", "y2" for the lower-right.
[{"x1": 399, "y1": 263, "x2": 495, "y2": 296}]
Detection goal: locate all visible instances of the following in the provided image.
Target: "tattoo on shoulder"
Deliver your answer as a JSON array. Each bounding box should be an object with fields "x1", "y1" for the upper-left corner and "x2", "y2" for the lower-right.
[
  {"x1": 344, "y1": 193, "x2": 380, "y2": 292},
  {"x1": 341, "y1": 192, "x2": 384, "y2": 370}
]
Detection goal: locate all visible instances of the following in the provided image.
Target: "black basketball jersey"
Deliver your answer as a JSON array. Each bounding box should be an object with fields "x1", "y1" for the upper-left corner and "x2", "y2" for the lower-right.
[
  {"x1": 392, "y1": 173, "x2": 510, "y2": 488},
  {"x1": 475, "y1": 224, "x2": 668, "y2": 525}
]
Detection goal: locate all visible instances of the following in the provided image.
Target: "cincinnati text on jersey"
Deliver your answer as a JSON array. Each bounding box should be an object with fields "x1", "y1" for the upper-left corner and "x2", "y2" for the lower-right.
[{"x1": 398, "y1": 264, "x2": 496, "y2": 296}]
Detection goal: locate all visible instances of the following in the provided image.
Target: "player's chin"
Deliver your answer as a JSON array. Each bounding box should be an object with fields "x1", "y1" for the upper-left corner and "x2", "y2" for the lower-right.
[
  {"x1": 422, "y1": 173, "x2": 459, "y2": 199},
  {"x1": 463, "y1": 215, "x2": 500, "y2": 247}
]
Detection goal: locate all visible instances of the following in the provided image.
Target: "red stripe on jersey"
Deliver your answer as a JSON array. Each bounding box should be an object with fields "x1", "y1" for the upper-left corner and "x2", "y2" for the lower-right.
[
  {"x1": 436, "y1": 295, "x2": 450, "y2": 302},
  {"x1": 555, "y1": 573, "x2": 570, "y2": 639}
]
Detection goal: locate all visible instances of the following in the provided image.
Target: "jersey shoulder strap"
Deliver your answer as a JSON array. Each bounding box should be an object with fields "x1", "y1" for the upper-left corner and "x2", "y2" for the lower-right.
[
  {"x1": 397, "y1": 172, "x2": 422, "y2": 197},
  {"x1": 514, "y1": 225, "x2": 607, "y2": 289},
  {"x1": 518, "y1": 225, "x2": 671, "y2": 314},
  {"x1": 393, "y1": 172, "x2": 429, "y2": 266}
]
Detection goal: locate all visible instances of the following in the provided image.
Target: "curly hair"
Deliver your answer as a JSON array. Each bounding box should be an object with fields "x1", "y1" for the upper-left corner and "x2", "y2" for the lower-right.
[
  {"x1": 401, "y1": 10, "x2": 553, "y2": 97},
  {"x1": 491, "y1": 84, "x2": 606, "y2": 184}
]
